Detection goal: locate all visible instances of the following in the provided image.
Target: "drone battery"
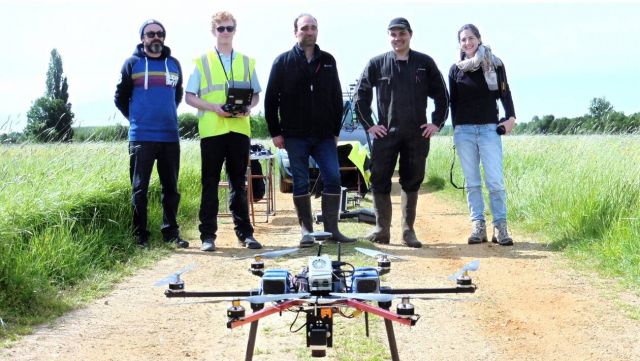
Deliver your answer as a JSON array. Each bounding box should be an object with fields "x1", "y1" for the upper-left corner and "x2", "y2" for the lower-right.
[
  {"x1": 351, "y1": 267, "x2": 380, "y2": 293},
  {"x1": 261, "y1": 269, "x2": 290, "y2": 295}
]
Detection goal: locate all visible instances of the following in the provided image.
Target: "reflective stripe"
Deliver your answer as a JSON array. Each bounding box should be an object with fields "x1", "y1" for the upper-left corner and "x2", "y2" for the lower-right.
[
  {"x1": 200, "y1": 54, "x2": 225, "y2": 95},
  {"x1": 243, "y1": 55, "x2": 250, "y2": 82}
]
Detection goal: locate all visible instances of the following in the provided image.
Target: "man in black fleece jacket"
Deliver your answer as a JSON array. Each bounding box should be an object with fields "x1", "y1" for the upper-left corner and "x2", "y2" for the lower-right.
[{"x1": 265, "y1": 13, "x2": 355, "y2": 247}]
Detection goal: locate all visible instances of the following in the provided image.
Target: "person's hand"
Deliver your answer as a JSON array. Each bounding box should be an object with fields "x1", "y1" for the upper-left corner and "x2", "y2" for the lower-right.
[
  {"x1": 503, "y1": 117, "x2": 517, "y2": 135},
  {"x1": 211, "y1": 103, "x2": 232, "y2": 118},
  {"x1": 420, "y1": 123, "x2": 440, "y2": 138},
  {"x1": 272, "y1": 135, "x2": 285, "y2": 149},
  {"x1": 367, "y1": 125, "x2": 388, "y2": 139}
]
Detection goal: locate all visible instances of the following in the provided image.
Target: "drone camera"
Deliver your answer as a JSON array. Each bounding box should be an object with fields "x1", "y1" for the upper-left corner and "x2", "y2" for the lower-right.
[
  {"x1": 261, "y1": 269, "x2": 291, "y2": 295},
  {"x1": 351, "y1": 267, "x2": 380, "y2": 293}
]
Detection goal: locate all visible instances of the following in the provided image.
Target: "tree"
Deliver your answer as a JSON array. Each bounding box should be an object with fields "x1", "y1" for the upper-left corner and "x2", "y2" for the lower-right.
[
  {"x1": 588, "y1": 97, "x2": 613, "y2": 121},
  {"x1": 25, "y1": 49, "x2": 74, "y2": 142}
]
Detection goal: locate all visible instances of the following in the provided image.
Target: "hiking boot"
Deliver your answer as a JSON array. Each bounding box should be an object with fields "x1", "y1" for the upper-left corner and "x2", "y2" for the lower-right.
[
  {"x1": 322, "y1": 193, "x2": 356, "y2": 243},
  {"x1": 200, "y1": 239, "x2": 216, "y2": 252},
  {"x1": 468, "y1": 220, "x2": 488, "y2": 244},
  {"x1": 365, "y1": 193, "x2": 392, "y2": 244},
  {"x1": 492, "y1": 222, "x2": 514, "y2": 246},
  {"x1": 401, "y1": 191, "x2": 422, "y2": 248},
  {"x1": 239, "y1": 235, "x2": 263, "y2": 249},
  {"x1": 293, "y1": 193, "x2": 315, "y2": 248},
  {"x1": 165, "y1": 237, "x2": 190, "y2": 249}
]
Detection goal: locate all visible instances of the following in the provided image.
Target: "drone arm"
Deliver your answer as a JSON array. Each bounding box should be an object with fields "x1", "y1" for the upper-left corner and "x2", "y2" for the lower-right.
[
  {"x1": 344, "y1": 299, "x2": 414, "y2": 326},
  {"x1": 380, "y1": 286, "x2": 476, "y2": 295},
  {"x1": 165, "y1": 290, "x2": 257, "y2": 298},
  {"x1": 228, "y1": 300, "x2": 304, "y2": 329}
]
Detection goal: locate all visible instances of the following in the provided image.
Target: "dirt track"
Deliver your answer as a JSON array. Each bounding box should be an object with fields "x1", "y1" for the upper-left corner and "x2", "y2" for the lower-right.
[{"x1": 2, "y1": 185, "x2": 639, "y2": 361}]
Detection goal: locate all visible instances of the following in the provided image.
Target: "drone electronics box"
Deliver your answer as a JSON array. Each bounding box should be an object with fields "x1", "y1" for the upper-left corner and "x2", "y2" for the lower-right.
[
  {"x1": 351, "y1": 267, "x2": 380, "y2": 293},
  {"x1": 261, "y1": 269, "x2": 290, "y2": 295}
]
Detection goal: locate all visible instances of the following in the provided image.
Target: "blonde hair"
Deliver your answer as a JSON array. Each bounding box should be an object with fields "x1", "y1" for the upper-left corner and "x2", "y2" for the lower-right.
[{"x1": 211, "y1": 11, "x2": 236, "y2": 33}]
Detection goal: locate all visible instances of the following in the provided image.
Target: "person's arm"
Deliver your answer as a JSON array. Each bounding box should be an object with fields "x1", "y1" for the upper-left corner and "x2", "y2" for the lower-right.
[
  {"x1": 426, "y1": 58, "x2": 450, "y2": 129},
  {"x1": 354, "y1": 61, "x2": 376, "y2": 130},
  {"x1": 448, "y1": 65, "x2": 458, "y2": 124},
  {"x1": 114, "y1": 58, "x2": 134, "y2": 119},
  {"x1": 174, "y1": 57, "x2": 184, "y2": 106},
  {"x1": 330, "y1": 55, "x2": 343, "y2": 138},
  {"x1": 264, "y1": 57, "x2": 283, "y2": 138},
  {"x1": 497, "y1": 63, "x2": 516, "y2": 119}
]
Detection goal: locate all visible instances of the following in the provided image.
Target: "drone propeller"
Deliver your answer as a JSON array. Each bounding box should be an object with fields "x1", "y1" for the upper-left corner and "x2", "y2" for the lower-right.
[
  {"x1": 329, "y1": 292, "x2": 395, "y2": 303},
  {"x1": 153, "y1": 263, "x2": 197, "y2": 287},
  {"x1": 354, "y1": 247, "x2": 407, "y2": 260},
  {"x1": 244, "y1": 292, "x2": 311, "y2": 304},
  {"x1": 235, "y1": 248, "x2": 300, "y2": 260},
  {"x1": 447, "y1": 259, "x2": 480, "y2": 281}
]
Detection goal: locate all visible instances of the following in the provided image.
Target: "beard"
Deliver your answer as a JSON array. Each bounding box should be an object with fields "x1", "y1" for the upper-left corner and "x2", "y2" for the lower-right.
[{"x1": 148, "y1": 42, "x2": 163, "y2": 54}]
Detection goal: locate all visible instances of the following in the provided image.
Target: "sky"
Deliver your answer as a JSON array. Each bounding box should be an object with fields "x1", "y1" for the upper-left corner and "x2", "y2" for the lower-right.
[{"x1": 1, "y1": 0, "x2": 638, "y2": 133}]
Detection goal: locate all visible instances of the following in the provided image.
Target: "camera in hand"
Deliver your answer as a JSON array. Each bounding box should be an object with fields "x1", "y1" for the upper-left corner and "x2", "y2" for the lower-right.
[{"x1": 497, "y1": 118, "x2": 507, "y2": 135}]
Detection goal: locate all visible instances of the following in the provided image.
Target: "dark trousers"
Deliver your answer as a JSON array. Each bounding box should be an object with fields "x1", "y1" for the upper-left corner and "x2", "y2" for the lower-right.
[
  {"x1": 129, "y1": 141, "x2": 181, "y2": 241},
  {"x1": 199, "y1": 132, "x2": 253, "y2": 241},
  {"x1": 369, "y1": 130, "x2": 429, "y2": 194}
]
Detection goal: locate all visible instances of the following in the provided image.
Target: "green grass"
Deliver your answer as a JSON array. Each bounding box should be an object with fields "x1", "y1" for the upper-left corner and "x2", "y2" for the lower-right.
[
  {"x1": 426, "y1": 134, "x2": 640, "y2": 288},
  {"x1": 0, "y1": 141, "x2": 202, "y2": 341}
]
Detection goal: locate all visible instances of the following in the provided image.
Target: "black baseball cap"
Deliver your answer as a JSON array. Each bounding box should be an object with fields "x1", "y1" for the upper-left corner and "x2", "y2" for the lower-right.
[{"x1": 387, "y1": 17, "x2": 412, "y2": 32}]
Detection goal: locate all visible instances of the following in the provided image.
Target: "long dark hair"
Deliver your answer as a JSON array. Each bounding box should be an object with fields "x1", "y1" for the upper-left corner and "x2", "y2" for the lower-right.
[{"x1": 457, "y1": 24, "x2": 482, "y2": 60}]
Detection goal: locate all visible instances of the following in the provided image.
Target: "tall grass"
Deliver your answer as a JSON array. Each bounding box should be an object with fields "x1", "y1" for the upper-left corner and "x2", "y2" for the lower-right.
[
  {"x1": 427, "y1": 135, "x2": 640, "y2": 287},
  {"x1": 0, "y1": 141, "x2": 202, "y2": 338}
]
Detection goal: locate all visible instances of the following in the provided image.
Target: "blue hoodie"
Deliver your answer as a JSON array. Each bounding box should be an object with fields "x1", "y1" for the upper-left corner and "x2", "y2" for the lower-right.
[{"x1": 114, "y1": 44, "x2": 183, "y2": 142}]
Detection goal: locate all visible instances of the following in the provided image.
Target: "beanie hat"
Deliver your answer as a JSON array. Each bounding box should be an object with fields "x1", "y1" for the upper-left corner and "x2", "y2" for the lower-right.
[{"x1": 139, "y1": 19, "x2": 166, "y2": 40}]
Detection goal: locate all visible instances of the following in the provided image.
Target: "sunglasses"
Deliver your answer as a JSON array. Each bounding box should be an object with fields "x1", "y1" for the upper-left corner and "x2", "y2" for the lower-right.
[
  {"x1": 216, "y1": 26, "x2": 235, "y2": 33},
  {"x1": 144, "y1": 31, "x2": 165, "y2": 39}
]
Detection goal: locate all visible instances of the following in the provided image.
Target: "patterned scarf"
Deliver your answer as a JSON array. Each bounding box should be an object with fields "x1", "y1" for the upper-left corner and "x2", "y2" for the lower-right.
[{"x1": 456, "y1": 44, "x2": 503, "y2": 91}]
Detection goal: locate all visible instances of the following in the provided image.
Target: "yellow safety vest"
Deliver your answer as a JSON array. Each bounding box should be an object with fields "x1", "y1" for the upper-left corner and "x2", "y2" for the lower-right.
[{"x1": 194, "y1": 51, "x2": 256, "y2": 138}]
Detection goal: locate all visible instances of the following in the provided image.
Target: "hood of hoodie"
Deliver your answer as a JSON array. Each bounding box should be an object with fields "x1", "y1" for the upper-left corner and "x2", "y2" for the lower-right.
[{"x1": 133, "y1": 43, "x2": 172, "y2": 58}]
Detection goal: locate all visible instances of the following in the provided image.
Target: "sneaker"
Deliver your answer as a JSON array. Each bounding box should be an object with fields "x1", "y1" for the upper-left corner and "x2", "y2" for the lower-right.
[
  {"x1": 492, "y1": 222, "x2": 514, "y2": 246},
  {"x1": 165, "y1": 237, "x2": 190, "y2": 249},
  {"x1": 468, "y1": 220, "x2": 488, "y2": 244},
  {"x1": 239, "y1": 235, "x2": 263, "y2": 249},
  {"x1": 200, "y1": 239, "x2": 216, "y2": 252}
]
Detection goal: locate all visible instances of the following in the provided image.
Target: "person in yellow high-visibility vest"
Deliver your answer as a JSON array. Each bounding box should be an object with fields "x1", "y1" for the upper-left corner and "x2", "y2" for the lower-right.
[{"x1": 185, "y1": 11, "x2": 262, "y2": 252}]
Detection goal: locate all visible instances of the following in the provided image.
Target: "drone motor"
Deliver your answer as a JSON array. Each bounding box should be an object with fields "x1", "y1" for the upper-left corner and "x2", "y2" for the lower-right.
[
  {"x1": 396, "y1": 296, "x2": 415, "y2": 318},
  {"x1": 168, "y1": 274, "x2": 185, "y2": 290},
  {"x1": 377, "y1": 255, "x2": 391, "y2": 275},
  {"x1": 227, "y1": 299, "x2": 245, "y2": 320},
  {"x1": 249, "y1": 256, "x2": 265, "y2": 277}
]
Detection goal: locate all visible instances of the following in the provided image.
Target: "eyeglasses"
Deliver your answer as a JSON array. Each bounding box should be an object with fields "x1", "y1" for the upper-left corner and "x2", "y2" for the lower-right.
[
  {"x1": 216, "y1": 26, "x2": 235, "y2": 33},
  {"x1": 144, "y1": 31, "x2": 165, "y2": 39}
]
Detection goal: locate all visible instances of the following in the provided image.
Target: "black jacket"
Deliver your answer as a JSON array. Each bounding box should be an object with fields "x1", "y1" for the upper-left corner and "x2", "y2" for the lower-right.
[
  {"x1": 448, "y1": 62, "x2": 515, "y2": 126},
  {"x1": 354, "y1": 50, "x2": 449, "y2": 131},
  {"x1": 264, "y1": 44, "x2": 343, "y2": 138}
]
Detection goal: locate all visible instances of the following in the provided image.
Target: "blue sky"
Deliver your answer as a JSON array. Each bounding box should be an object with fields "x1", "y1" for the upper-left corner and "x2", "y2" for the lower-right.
[{"x1": 1, "y1": 0, "x2": 638, "y2": 132}]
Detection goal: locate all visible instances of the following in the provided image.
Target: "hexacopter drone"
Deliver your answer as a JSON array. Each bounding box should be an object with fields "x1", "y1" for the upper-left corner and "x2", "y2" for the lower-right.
[{"x1": 159, "y1": 232, "x2": 478, "y2": 360}]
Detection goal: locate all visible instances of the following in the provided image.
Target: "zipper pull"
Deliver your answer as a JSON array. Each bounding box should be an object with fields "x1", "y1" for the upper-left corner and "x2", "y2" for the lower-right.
[{"x1": 310, "y1": 84, "x2": 314, "y2": 92}]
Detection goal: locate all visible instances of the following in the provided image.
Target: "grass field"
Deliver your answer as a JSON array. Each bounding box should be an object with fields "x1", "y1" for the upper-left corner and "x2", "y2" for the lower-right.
[
  {"x1": 426, "y1": 135, "x2": 640, "y2": 287},
  {"x1": 1, "y1": 135, "x2": 639, "y2": 342}
]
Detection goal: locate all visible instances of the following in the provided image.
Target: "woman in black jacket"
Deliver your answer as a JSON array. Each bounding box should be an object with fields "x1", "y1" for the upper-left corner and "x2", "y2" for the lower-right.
[{"x1": 448, "y1": 24, "x2": 516, "y2": 246}]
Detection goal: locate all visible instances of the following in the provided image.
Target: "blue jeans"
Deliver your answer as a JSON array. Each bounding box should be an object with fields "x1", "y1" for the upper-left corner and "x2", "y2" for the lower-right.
[
  {"x1": 284, "y1": 137, "x2": 341, "y2": 196},
  {"x1": 453, "y1": 124, "x2": 507, "y2": 225}
]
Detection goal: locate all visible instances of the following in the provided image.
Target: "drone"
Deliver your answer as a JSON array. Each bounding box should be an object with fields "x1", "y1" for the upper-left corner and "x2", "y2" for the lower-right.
[{"x1": 160, "y1": 232, "x2": 479, "y2": 361}]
